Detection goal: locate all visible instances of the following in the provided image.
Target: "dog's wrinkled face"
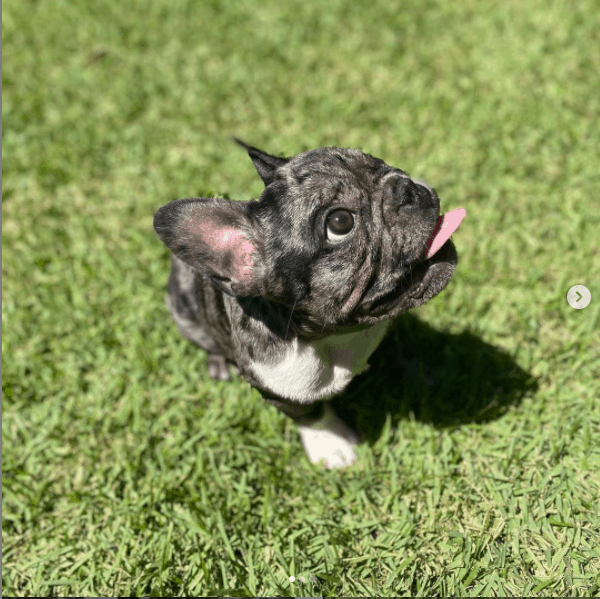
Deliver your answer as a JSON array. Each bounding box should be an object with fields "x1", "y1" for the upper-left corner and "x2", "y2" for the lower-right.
[{"x1": 154, "y1": 140, "x2": 460, "y2": 336}]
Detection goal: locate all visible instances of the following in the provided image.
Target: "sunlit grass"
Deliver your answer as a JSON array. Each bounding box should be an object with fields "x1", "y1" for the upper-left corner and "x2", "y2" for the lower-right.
[{"x1": 3, "y1": 0, "x2": 599, "y2": 595}]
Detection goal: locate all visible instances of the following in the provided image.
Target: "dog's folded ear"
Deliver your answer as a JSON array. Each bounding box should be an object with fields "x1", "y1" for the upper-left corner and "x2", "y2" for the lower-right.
[
  {"x1": 232, "y1": 137, "x2": 289, "y2": 186},
  {"x1": 153, "y1": 197, "x2": 266, "y2": 297}
]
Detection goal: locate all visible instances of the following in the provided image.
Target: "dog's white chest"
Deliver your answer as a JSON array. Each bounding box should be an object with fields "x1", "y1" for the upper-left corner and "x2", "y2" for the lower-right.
[{"x1": 248, "y1": 320, "x2": 390, "y2": 402}]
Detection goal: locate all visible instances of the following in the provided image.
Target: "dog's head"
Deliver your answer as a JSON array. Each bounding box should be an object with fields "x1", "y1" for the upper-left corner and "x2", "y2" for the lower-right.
[{"x1": 154, "y1": 140, "x2": 464, "y2": 335}]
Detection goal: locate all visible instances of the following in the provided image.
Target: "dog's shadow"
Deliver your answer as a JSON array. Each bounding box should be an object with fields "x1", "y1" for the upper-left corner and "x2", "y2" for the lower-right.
[{"x1": 332, "y1": 314, "x2": 537, "y2": 444}]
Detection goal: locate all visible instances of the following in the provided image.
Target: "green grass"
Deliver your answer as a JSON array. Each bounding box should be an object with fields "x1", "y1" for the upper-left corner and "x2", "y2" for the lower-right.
[{"x1": 3, "y1": 0, "x2": 599, "y2": 596}]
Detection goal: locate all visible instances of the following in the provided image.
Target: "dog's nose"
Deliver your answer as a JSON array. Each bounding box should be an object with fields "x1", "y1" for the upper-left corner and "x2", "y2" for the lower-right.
[
  {"x1": 388, "y1": 176, "x2": 433, "y2": 210},
  {"x1": 412, "y1": 178, "x2": 439, "y2": 212},
  {"x1": 386, "y1": 176, "x2": 413, "y2": 209},
  {"x1": 413, "y1": 178, "x2": 433, "y2": 193}
]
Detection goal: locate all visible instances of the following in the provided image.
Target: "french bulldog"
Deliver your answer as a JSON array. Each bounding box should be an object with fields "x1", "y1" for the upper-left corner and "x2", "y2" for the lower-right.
[{"x1": 153, "y1": 139, "x2": 465, "y2": 468}]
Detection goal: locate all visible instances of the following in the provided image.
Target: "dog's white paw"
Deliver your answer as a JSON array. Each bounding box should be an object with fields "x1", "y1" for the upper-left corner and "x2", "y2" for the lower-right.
[{"x1": 297, "y1": 404, "x2": 359, "y2": 469}]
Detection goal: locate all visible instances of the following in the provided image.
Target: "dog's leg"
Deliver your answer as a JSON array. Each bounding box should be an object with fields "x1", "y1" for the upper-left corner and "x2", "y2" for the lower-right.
[
  {"x1": 265, "y1": 398, "x2": 359, "y2": 468},
  {"x1": 206, "y1": 354, "x2": 240, "y2": 381},
  {"x1": 296, "y1": 404, "x2": 359, "y2": 469},
  {"x1": 166, "y1": 254, "x2": 240, "y2": 381}
]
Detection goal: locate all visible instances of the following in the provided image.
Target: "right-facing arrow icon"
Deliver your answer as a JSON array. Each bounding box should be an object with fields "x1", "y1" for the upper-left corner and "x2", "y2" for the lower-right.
[{"x1": 567, "y1": 285, "x2": 591, "y2": 309}]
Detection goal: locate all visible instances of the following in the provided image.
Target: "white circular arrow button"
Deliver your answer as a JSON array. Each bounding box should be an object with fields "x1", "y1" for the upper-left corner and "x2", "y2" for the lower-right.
[{"x1": 567, "y1": 285, "x2": 591, "y2": 309}]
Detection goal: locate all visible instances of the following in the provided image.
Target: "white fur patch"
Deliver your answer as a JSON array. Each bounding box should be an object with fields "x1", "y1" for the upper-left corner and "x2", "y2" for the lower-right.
[
  {"x1": 248, "y1": 320, "x2": 390, "y2": 402},
  {"x1": 297, "y1": 404, "x2": 359, "y2": 468}
]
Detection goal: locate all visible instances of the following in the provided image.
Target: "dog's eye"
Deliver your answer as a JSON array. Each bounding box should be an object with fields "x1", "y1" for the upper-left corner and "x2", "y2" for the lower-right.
[{"x1": 326, "y1": 209, "x2": 354, "y2": 242}]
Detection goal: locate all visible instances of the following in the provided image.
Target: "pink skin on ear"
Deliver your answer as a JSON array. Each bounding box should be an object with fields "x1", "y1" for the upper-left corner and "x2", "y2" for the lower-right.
[
  {"x1": 217, "y1": 228, "x2": 255, "y2": 280},
  {"x1": 191, "y1": 220, "x2": 256, "y2": 281}
]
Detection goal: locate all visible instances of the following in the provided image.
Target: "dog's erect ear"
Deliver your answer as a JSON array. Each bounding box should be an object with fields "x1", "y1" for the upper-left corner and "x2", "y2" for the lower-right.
[
  {"x1": 153, "y1": 197, "x2": 266, "y2": 297},
  {"x1": 232, "y1": 137, "x2": 290, "y2": 186}
]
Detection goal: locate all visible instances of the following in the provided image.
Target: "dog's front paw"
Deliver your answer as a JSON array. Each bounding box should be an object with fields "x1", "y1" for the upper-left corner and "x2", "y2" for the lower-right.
[{"x1": 297, "y1": 404, "x2": 359, "y2": 469}]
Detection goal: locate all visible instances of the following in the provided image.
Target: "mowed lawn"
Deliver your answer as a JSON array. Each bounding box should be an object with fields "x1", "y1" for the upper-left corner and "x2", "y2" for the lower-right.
[{"x1": 2, "y1": 0, "x2": 599, "y2": 596}]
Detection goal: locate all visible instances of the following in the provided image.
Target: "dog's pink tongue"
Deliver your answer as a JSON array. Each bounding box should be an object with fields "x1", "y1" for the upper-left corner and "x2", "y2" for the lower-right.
[{"x1": 424, "y1": 208, "x2": 466, "y2": 259}]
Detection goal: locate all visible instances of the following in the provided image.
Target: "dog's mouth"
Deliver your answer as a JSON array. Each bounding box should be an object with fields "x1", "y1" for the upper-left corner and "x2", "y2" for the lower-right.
[
  {"x1": 357, "y1": 208, "x2": 466, "y2": 320},
  {"x1": 423, "y1": 208, "x2": 466, "y2": 260}
]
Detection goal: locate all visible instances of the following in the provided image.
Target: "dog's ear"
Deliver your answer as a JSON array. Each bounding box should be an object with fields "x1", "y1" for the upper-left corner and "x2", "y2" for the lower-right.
[
  {"x1": 232, "y1": 137, "x2": 289, "y2": 186},
  {"x1": 153, "y1": 197, "x2": 266, "y2": 297}
]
